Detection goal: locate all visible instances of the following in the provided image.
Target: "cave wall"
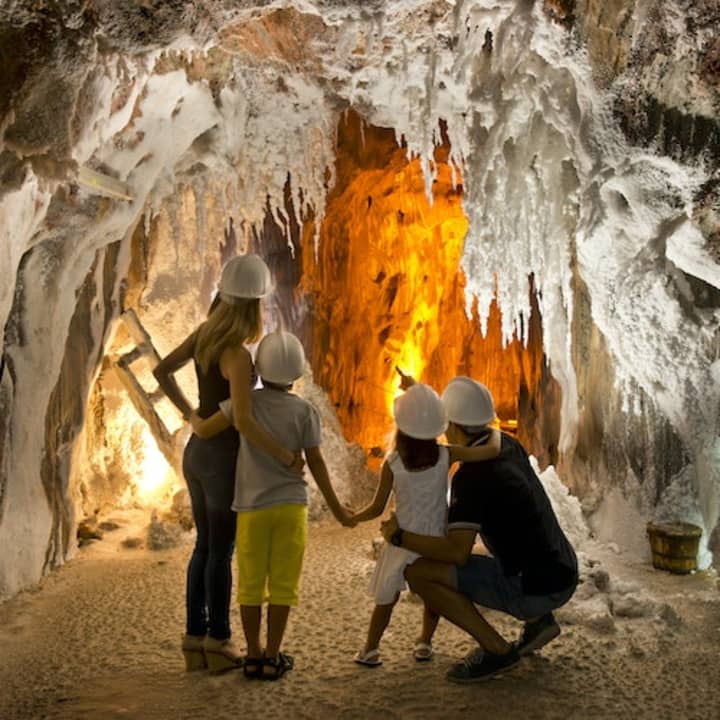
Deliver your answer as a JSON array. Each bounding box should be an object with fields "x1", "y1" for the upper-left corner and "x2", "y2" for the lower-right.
[
  {"x1": 0, "y1": 1, "x2": 718, "y2": 597},
  {"x1": 566, "y1": 270, "x2": 696, "y2": 552},
  {"x1": 0, "y1": 222, "x2": 128, "y2": 597}
]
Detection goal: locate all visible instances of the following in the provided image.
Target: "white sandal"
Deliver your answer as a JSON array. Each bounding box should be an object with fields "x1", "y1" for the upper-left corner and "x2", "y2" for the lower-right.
[
  {"x1": 413, "y1": 641, "x2": 434, "y2": 662},
  {"x1": 354, "y1": 648, "x2": 382, "y2": 667}
]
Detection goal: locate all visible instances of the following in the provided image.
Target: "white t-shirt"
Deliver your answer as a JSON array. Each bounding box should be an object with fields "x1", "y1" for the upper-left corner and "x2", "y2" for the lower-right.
[{"x1": 220, "y1": 387, "x2": 321, "y2": 512}]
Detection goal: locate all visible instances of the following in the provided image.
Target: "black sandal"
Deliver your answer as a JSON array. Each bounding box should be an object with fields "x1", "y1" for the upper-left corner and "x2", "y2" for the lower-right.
[
  {"x1": 243, "y1": 657, "x2": 263, "y2": 679},
  {"x1": 259, "y1": 652, "x2": 294, "y2": 681}
]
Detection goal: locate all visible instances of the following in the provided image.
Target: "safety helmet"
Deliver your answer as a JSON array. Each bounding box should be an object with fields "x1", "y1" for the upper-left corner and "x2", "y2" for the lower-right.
[
  {"x1": 441, "y1": 376, "x2": 495, "y2": 426},
  {"x1": 256, "y1": 331, "x2": 306, "y2": 385},
  {"x1": 393, "y1": 383, "x2": 448, "y2": 440},
  {"x1": 218, "y1": 254, "x2": 272, "y2": 302}
]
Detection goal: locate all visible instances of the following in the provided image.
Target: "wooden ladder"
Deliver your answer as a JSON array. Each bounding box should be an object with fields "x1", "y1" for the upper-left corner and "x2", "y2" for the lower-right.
[{"x1": 109, "y1": 309, "x2": 182, "y2": 473}]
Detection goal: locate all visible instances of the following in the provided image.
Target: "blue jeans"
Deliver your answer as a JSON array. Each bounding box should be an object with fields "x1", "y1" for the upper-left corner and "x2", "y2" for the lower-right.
[{"x1": 183, "y1": 431, "x2": 238, "y2": 640}]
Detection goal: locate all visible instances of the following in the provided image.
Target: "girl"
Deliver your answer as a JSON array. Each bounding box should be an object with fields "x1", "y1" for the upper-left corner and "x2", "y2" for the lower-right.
[
  {"x1": 153, "y1": 254, "x2": 303, "y2": 674},
  {"x1": 350, "y1": 382, "x2": 501, "y2": 666}
]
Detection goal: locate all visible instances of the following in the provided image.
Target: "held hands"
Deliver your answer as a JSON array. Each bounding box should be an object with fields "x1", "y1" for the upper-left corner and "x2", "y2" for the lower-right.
[
  {"x1": 337, "y1": 504, "x2": 358, "y2": 528},
  {"x1": 380, "y1": 513, "x2": 399, "y2": 543}
]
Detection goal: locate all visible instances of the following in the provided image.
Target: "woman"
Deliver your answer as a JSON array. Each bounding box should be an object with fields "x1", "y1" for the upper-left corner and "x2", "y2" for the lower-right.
[{"x1": 153, "y1": 253, "x2": 302, "y2": 674}]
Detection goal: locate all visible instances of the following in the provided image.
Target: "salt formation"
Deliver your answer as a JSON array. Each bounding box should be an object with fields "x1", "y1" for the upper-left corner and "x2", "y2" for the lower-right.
[
  {"x1": 0, "y1": 1, "x2": 718, "y2": 599},
  {"x1": 294, "y1": 370, "x2": 376, "y2": 517}
]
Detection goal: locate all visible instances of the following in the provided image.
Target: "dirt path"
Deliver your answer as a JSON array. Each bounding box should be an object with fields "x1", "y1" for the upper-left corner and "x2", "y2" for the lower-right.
[{"x1": 1, "y1": 517, "x2": 718, "y2": 720}]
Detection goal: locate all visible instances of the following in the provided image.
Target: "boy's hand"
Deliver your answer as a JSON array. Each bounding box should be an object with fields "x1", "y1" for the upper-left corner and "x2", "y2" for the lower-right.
[{"x1": 395, "y1": 366, "x2": 416, "y2": 391}]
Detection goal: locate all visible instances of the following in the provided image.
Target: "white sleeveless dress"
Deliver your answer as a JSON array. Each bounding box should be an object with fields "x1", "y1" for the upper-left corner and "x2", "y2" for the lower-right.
[{"x1": 368, "y1": 447, "x2": 450, "y2": 604}]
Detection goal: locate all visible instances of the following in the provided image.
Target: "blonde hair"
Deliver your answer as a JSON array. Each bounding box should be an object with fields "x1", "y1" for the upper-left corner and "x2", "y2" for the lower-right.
[{"x1": 195, "y1": 298, "x2": 262, "y2": 373}]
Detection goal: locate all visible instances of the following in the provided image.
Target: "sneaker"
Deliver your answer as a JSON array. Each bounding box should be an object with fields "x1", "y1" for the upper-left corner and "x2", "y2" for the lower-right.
[
  {"x1": 463, "y1": 645, "x2": 485, "y2": 664},
  {"x1": 516, "y1": 613, "x2": 560, "y2": 656},
  {"x1": 445, "y1": 646, "x2": 521, "y2": 684}
]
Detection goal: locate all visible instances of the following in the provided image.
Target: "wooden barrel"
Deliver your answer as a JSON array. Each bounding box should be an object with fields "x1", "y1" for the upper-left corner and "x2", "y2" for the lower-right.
[{"x1": 646, "y1": 521, "x2": 702, "y2": 574}]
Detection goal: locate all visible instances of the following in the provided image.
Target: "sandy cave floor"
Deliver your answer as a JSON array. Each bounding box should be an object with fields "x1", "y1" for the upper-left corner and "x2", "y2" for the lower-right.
[{"x1": 1, "y1": 516, "x2": 719, "y2": 720}]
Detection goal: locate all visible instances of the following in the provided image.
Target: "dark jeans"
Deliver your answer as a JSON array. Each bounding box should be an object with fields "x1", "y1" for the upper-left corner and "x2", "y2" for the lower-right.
[
  {"x1": 455, "y1": 555, "x2": 578, "y2": 621},
  {"x1": 183, "y1": 430, "x2": 239, "y2": 640}
]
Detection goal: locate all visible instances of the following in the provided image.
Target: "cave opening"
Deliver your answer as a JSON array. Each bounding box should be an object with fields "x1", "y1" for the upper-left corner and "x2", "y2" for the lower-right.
[
  {"x1": 276, "y1": 110, "x2": 561, "y2": 468},
  {"x1": 74, "y1": 109, "x2": 562, "y2": 520},
  {"x1": 76, "y1": 312, "x2": 184, "y2": 516}
]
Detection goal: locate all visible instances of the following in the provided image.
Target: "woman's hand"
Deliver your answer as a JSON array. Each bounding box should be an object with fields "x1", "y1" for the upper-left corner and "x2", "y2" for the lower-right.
[{"x1": 286, "y1": 450, "x2": 305, "y2": 475}]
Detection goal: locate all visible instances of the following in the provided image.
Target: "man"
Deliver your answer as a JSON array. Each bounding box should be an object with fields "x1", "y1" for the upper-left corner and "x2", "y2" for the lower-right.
[{"x1": 381, "y1": 376, "x2": 578, "y2": 683}]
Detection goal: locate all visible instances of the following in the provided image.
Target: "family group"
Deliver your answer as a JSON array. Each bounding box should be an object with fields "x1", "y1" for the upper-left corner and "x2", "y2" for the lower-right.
[{"x1": 154, "y1": 253, "x2": 578, "y2": 684}]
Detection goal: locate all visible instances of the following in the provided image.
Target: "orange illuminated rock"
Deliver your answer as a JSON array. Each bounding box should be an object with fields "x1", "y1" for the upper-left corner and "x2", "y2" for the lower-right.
[{"x1": 301, "y1": 110, "x2": 560, "y2": 467}]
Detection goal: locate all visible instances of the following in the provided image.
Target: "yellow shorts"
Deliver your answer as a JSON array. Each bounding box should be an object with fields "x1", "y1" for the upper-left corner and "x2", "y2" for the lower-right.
[{"x1": 235, "y1": 503, "x2": 307, "y2": 607}]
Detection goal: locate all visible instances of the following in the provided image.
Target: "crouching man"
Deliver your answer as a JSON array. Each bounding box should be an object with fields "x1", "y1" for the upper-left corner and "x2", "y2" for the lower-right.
[{"x1": 381, "y1": 376, "x2": 578, "y2": 683}]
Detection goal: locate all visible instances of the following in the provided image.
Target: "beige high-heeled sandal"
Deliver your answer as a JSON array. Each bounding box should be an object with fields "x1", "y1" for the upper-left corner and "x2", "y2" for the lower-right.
[
  {"x1": 203, "y1": 636, "x2": 244, "y2": 674},
  {"x1": 181, "y1": 634, "x2": 207, "y2": 671}
]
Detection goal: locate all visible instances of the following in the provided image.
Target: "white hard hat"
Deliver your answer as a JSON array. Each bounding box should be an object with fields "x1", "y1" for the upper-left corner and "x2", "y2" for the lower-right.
[
  {"x1": 218, "y1": 254, "x2": 272, "y2": 301},
  {"x1": 393, "y1": 383, "x2": 448, "y2": 440},
  {"x1": 256, "y1": 331, "x2": 306, "y2": 384},
  {"x1": 441, "y1": 376, "x2": 495, "y2": 426}
]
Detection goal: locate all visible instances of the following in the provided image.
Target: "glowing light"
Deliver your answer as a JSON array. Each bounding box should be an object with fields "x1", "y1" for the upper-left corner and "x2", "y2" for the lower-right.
[
  {"x1": 134, "y1": 429, "x2": 175, "y2": 504},
  {"x1": 499, "y1": 418, "x2": 519, "y2": 435},
  {"x1": 386, "y1": 325, "x2": 428, "y2": 415},
  {"x1": 381, "y1": 212, "x2": 464, "y2": 421}
]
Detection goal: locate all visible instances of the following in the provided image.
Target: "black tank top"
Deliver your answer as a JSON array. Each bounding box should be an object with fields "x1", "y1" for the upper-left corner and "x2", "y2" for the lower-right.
[
  {"x1": 195, "y1": 359, "x2": 231, "y2": 420},
  {"x1": 193, "y1": 356, "x2": 240, "y2": 452},
  {"x1": 193, "y1": 344, "x2": 257, "y2": 419}
]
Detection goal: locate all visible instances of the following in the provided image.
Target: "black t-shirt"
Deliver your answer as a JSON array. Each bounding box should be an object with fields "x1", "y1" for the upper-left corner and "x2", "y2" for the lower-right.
[{"x1": 448, "y1": 433, "x2": 578, "y2": 595}]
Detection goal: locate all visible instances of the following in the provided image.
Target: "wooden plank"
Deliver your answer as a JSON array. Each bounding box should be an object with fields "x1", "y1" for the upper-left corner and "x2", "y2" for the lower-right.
[
  {"x1": 120, "y1": 309, "x2": 162, "y2": 367},
  {"x1": 111, "y1": 359, "x2": 181, "y2": 473},
  {"x1": 117, "y1": 347, "x2": 144, "y2": 367}
]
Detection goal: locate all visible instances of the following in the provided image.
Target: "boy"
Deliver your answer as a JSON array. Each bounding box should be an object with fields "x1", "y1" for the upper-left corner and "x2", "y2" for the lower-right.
[{"x1": 191, "y1": 330, "x2": 353, "y2": 680}]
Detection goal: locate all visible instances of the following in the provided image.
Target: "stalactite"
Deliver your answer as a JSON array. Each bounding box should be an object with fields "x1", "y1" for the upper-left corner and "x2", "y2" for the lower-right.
[{"x1": 299, "y1": 110, "x2": 560, "y2": 464}]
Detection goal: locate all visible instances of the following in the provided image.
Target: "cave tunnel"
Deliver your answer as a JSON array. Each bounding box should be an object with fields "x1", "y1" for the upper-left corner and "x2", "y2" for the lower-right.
[
  {"x1": 1, "y1": 2, "x2": 719, "y2": 714},
  {"x1": 78, "y1": 109, "x2": 561, "y2": 517}
]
